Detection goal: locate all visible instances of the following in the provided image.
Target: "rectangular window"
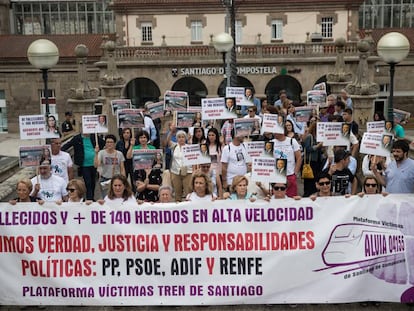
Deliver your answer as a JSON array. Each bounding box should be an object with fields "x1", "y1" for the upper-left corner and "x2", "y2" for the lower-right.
[
  {"x1": 235, "y1": 20, "x2": 242, "y2": 44},
  {"x1": 141, "y1": 22, "x2": 152, "y2": 42},
  {"x1": 321, "y1": 17, "x2": 333, "y2": 38},
  {"x1": 271, "y1": 19, "x2": 283, "y2": 40},
  {"x1": 191, "y1": 20, "x2": 202, "y2": 42}
]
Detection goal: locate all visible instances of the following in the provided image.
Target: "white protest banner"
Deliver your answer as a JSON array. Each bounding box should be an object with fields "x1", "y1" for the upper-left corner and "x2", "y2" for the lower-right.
[
  {"x1": 0, "y1": 195, "x2": 414, "y2": 305},
  {"x1": 176, "y1": 111, "x2": 196, "y2": 128},
  {"x1": 234, "y1": 118, "x2": 255, "y2": 137},
  {"x1": 111, "y1": 99, "x2": 131, "y2": 116},
  {"x1": 164, "y1": 90, "x2": 188, "y2": 111},
  {"x1": 82, "y1": 115, "x2": 108, "y2": 134},
  {"x1": 316, "y1": 122, "x2": 326, "y2": 142},
  {"x1": 146, "y1": 101, "x2": 165, "y2": 120},
  {"x1": 307, "y1": 90, "x2": 326, "y2": 108},
  {"x1": 261, "y1": 114, "x2": 284, "y2": 134},
  {"x1": 317, "y1": 122, "x2": 350, "y2": 147},
  {"x1": 117, "y1": 109, "x2": 144, "y2": 129},
  {"x1": 201, "y1": 98, "x2": 236, "y2": 120},
  {"x1": 132, "y1": 149, "x2": 163, "y2": 170},
  {"x1": 225, "y1": 86, "x2": 245, "y2": 105},
  {"x1": 182, "y1": 144, "x2": 210, "y2": 165},
  {"x1": 360, "y1": 132, "x2": 392, "y2": 157},
  {"x1": 19, "y1": 115, "x2": 59, "y2": 139},
  {"x1": 367, "y1": 121, "x2": 386, "y2": 134},
  {"x1": 243, "y1": 141, "x2": 265, "y2": 158},
  {"x1": 18, "y1": 145, "x2": 51, "y2": 167}
]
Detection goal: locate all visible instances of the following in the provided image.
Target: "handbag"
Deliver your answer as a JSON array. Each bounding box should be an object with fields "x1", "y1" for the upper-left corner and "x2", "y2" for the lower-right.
[{"x1": 302, "y1": 145, "x2": 314, "y2": 179}]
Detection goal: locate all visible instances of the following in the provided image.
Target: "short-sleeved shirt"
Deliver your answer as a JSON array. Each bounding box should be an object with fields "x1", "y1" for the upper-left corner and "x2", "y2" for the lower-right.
[
  {"x1": 221, "y1": 142, "x2": 250, "y2": 184},
  {"x1": 385, "y1": 158, "x2": 414, "y2": 193},
  {"x1": 98, "y1": 150, "x2": 125, "y2": 179},
  {"x1": 272, "y1": 137, "x2": 301, "y2": 176}
]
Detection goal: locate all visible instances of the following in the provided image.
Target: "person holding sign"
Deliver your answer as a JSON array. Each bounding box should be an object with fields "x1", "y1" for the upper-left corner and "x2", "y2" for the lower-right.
[
  {"x1": 186, "y1": 172, "x2": 216, "y2": 201},
  {"x1": 9, "y1": 178, "x2": 43, "y2": 205},
  {"x1": 30, "y1": 159, "x2": 68, "y2": 202},
  {"x1": 95, "y1": 134, "x2": 126, "y2": 197},
  {"x1": 167, "y1": 128, "x2": 193, "y2": 202},
  {"x1": 224, "y1": 175, "x2": 256, "y2": 202}
]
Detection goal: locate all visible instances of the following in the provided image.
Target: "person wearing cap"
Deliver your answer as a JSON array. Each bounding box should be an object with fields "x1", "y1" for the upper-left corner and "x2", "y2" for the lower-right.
[
  {"x1": 30, "y1": 159, "x2": 68, "y2": 202},
  {"x1": 61, "y1": 111, "x2": 75, "y2": 136},
  {"x1": 323, "y1": 149, "x2": 357, "y2": 196}
]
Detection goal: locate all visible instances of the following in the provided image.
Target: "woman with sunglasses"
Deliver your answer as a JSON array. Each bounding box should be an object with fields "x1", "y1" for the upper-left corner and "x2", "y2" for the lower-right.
[
  {"x1": 358, "y1": 176, "x2": 388, "y2": 197},
  {"x1": 66, "y1": 179, "x2": 87, "y2": 202},
  {"x1": 310, "y1": 172, "x2": 332, "y2": 201},
  {"x1": 265, "y1": 182, "x2": 301, "y2": 201}
]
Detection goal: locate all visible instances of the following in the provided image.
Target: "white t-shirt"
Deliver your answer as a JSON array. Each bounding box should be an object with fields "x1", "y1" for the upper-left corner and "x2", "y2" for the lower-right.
[
  {"x1": 221, "y1": 142, "x2": 250, "y2": 184},
  {"x1": 186, "y1": 192, "x2": 214, "y2": 201},
  {"x1": 272, "y1": 137, "x2": 301, "y2": 176},
  {"x1": 31, "y1": 174, "x2": 68, "y2": 201},
  {"x1": 51, "y1": 151, "x2": 73, "y2": 184}
]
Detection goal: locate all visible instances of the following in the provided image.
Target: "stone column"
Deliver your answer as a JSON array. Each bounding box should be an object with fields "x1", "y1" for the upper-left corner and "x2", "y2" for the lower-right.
[
  {"x1": 326, "y1": 38, "x2": 353, "y2": 95},
  {"x1": 99, "y1": 40, "x2": 125, "y2": 137},
  {"x1": 67, "y1": 44, "x2": 100, "y2": 133},
  {"x1": 345, "y1": 39, "x2": 379, "y2": 131}
]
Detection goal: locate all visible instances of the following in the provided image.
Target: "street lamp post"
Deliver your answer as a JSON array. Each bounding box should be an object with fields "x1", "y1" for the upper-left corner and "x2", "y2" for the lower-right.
[
  {"x1": 377, "y1": 32, "x2": 410, "y2": 123},
  {"x1": 213, "y1": 32, "x2": 234, "y2": 88},
  {"x1": 27, "y1": 39, "x2": 60, "y2": 116}
]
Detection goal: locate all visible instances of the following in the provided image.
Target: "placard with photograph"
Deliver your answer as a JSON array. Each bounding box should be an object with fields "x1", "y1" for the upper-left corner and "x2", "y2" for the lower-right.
[
  {"x1": 201, "y1": 97, "x2": 237, "y2": 120},
  {"x1": 261, "y1": 114, "x2": 284, "y2": 134},
  {"x1": 317, "y1": 122, "x2": 350, "y2": 147},
  {"x1": 146, "y1": 101, "x2": 165, "y2": 120},
  {"x1": 295, "y1": 106, "x2": 315, "y2": 123},
  {"x1": 360, "y1": 132, "x2": 392, "y2": 157},
  {"x1": 132, "y1": 149, "x2": 163, "y2": 170},
  {"x1": 82, "y1": 115, "x2": 109, "y2": 134},
  {"x1": 164, "y1": 90, "x2": 188, "y2": 111},
  {"x1": 19, "y1": 145, "x2": 51, "y2": 167},
  {"x1": 175, "y1": 111, "x2": 197, "y2": 128},
  {"x1": 182, "y1": 144, "x2": 211, "y2": 165},
  {"x1": 117, "y1": 109, "x2": 145, "y2": 129},
  {"x1": 393, "y1": 108, "x2": 411, "y2": 124},
  {"x1": 111, "y1": 99, "x2": 131, "y2": 116},
  {"x1": 307, "y1": 90, "x2": 327, "y2": 108},
  {"x1": 243, "y1": 141, "x2": 265, "y2": 158},
  {"x1": 367, "y1": 121, "x2": 386, "y2": 134},
  {"x1": 234, "y1": 118, "x2": 255, "y2": 138},
  {"x1": 251, "y1": 157, "x2": 286, "y2": 184},
  {"x1": 19, "y1": 115, "x2": 60, "y2": 139},
  {"x1": 225, "y1": 86, "x2": 245, "y2": 105},
  {"x1": 313, "y1": 82, "x2": 326, "y2": 91}
]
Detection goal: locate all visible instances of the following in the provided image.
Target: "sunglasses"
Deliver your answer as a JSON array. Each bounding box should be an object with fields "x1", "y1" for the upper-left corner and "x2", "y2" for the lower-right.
[
  {"x1": 365, "y1": 183, "x2": 378, "y2": 188},
  {"x1": 66, "y1": 188, "x2": 76, "y2": 193},
  {"x1": 273, "y1": 186, "x2": 286, "y2": 191},
  {"x1": 318, "y1": 181, "x2": 331, "y2": 186}
]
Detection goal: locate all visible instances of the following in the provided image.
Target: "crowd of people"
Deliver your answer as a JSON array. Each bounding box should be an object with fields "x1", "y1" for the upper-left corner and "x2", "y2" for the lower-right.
[{"x1": 9, "y1": 88, "x2": 414, "y2": 206}]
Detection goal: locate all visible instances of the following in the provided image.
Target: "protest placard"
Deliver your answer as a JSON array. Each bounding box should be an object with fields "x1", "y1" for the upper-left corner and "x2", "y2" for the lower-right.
[
  {"x1": 182, "y1": 144, "x2": 211, "y2": 165},
  {"x1": 307, "y1": 90, "x2": 327, "y2": 108},
  {"x1": 360, "y1": 132, "x2": 392, "y2": 157},
  {"x1": 234, "y1": 118, "x2": 255, "y2": 137},
  {"x1": 146, "y1": 101, "x2": 165, "y2": 120},
  {"x1": 176, "y1": 111, "x2": 197, "y2": 128},
  {"x1": 82, "y1": 115, "x2": 108, "y2": 134},
  {"x1": 164, "y1": 90, "x2": 188, "y2": 111},
  {"x1": 225, "y1": 86, "x2": 245, "y2": 105},
  {"x1": 317, "y1": 122, "x2": 350, "y2": 147},
  {"x1": 132, "y1": 149, "x2": 163, "y2": 170},
  {"x1": 243, "y1": 141, "x2": 265, "y2": 158},
  {"x1": 18, "y1": 145, "x2": 51, "y2": 167},
  {"x1": 201, "y1": 97, "x2": 236, "y2": 120},
  {"x1": 117, "y1": 109, "x2": 144, "y2": 129},
  {"x1": 111, "y1": 99, "x2": 131, "y2": 116},
  {"x1": 251, "y1": 157, "x2": 286, "y2": 184},
  {"x1": 367, "y1": 121, "x2": 386, "y2": 134},
  {"x1": 261, "y1": 114, "x2": 284, "y2": 134},
  {"x1": 19, "y1": 115, "x2": 60, "y2": 139}
]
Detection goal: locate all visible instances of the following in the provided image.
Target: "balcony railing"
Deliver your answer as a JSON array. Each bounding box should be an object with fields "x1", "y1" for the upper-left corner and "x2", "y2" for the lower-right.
[{"x1": 111, "y1": 42, "x2": 359, "y2": 61}]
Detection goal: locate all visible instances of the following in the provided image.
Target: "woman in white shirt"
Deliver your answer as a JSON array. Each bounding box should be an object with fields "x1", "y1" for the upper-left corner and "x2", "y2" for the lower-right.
[
  {"x1": 99, "y1": 174, "x2": 136, "y2": 205},
  {"x1": 186, "y1": 172, "x2": 216, "y2": 201}
]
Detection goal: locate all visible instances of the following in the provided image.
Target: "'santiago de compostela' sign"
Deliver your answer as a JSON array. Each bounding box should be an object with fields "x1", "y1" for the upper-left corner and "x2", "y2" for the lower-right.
[
  {"x1": 1, "y1": 195, "x2": 414, "y2": 306},
  {"x1": 179, "y1": 66, "x2": 277, "y2": 76}
]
